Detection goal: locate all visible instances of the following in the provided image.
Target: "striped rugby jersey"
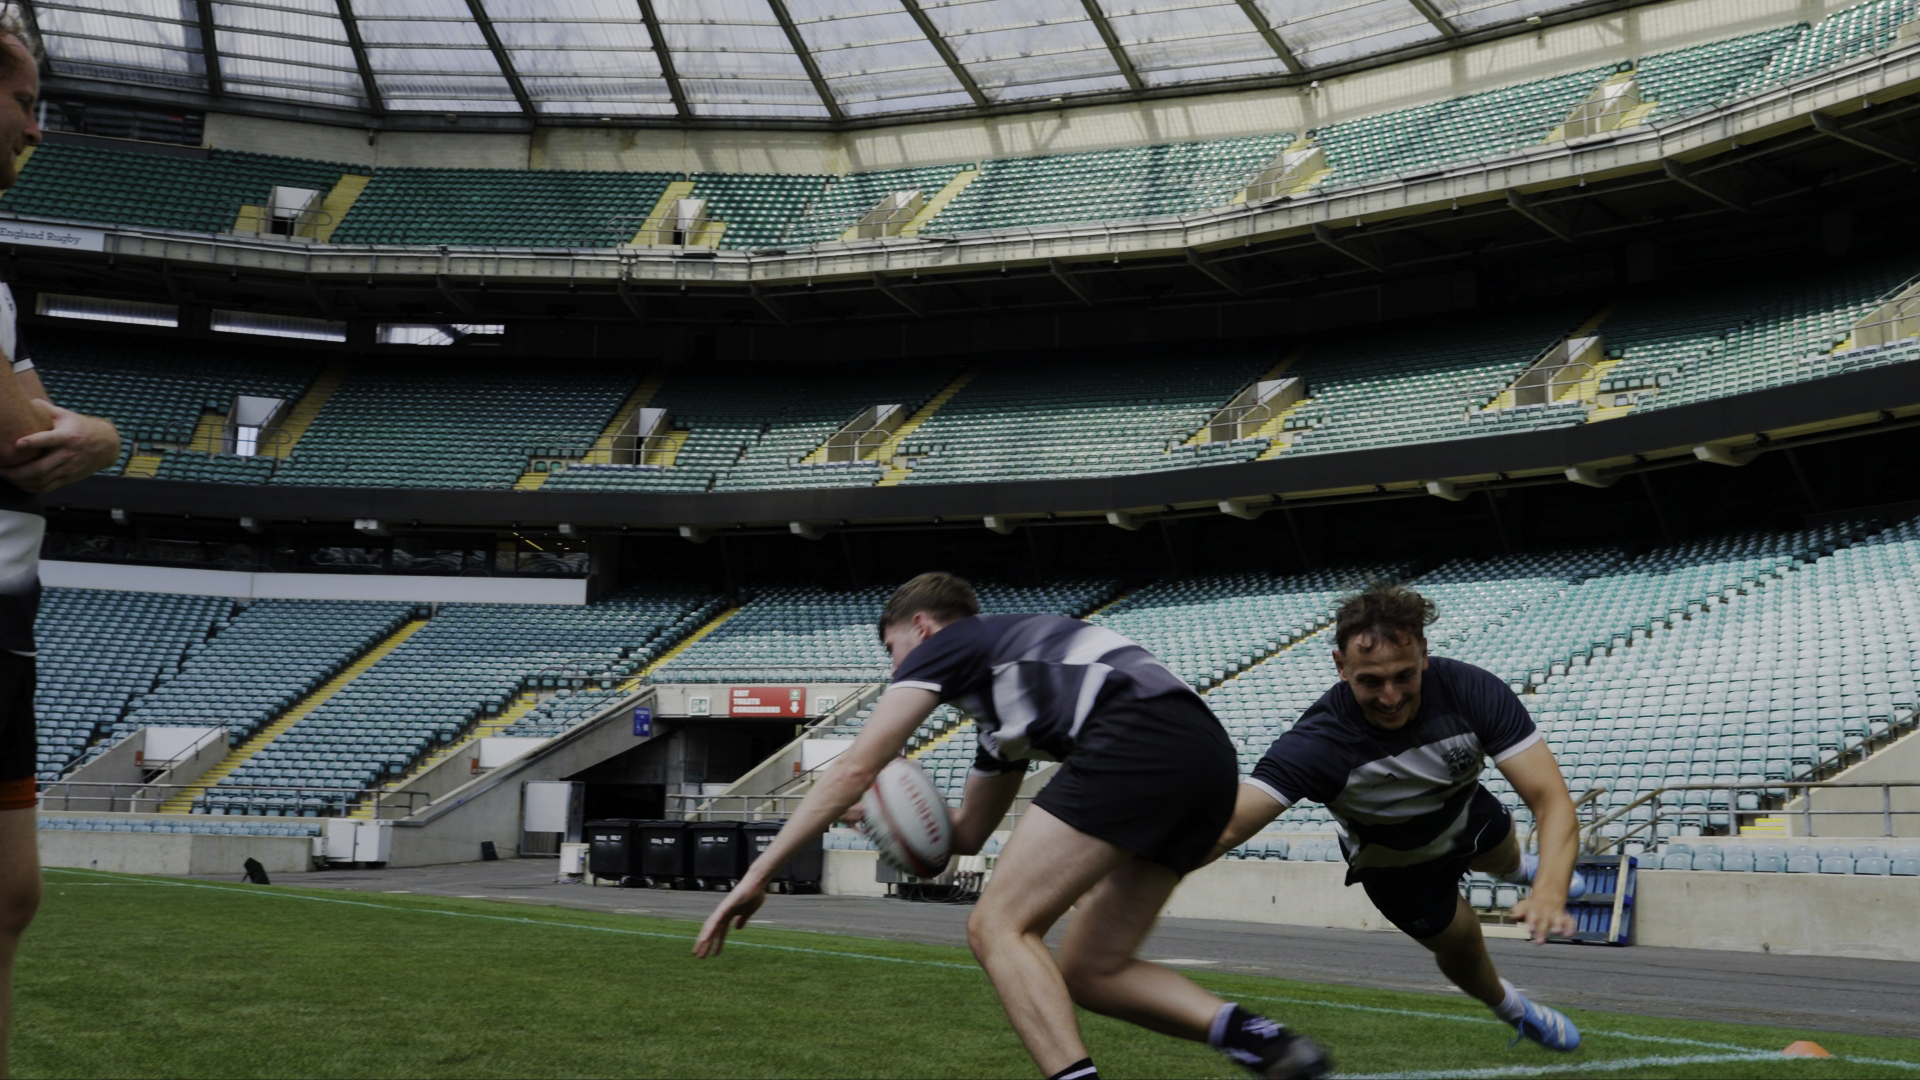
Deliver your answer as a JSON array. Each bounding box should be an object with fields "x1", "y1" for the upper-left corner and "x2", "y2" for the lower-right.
[
  {"x1": 1247, "y1": 656, "x2": 1539, "y2": 881},
  {"x1": 0, "y1": 279, "x2": 40, "y2": 657},
  {"x1": 890, "y1": 614, "x2": 1198, "y2": 774}
]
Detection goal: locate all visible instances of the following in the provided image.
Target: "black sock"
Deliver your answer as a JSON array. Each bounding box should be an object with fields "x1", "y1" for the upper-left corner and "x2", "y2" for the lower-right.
[
  {"x1": 1209, "y1": 1003, "x2": 1289, "y2": 1065},
  {"x1": 1046, "y1": 1057, "x2": 1098, "y2": 1080}
]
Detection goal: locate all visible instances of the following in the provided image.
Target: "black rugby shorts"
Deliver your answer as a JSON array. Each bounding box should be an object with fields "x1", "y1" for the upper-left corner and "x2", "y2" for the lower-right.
[
  {"x1": 1358, "y1": 784, "x2": 1514, "y2": 939},
  {"x1": 1031, "y1": 692, "x2": 1237, "y2": 875}
]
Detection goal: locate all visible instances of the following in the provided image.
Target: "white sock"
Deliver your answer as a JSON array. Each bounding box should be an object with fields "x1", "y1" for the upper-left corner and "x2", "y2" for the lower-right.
[
  {"x1": 1500, "y1": 852, "x2": 1587, "y2": 898},
  {"x1": 1493, "y1": 977, "x2": 1527, "y2": 1024},
  {"x1": 1500, "y1": 853, "x2": 1539, "y2": 884}
]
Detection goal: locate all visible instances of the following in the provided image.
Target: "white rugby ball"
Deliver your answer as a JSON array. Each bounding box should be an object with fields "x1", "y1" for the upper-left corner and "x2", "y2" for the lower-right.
[{"x1": 861, "y1": 757, "x2": 953, "y2": 878}]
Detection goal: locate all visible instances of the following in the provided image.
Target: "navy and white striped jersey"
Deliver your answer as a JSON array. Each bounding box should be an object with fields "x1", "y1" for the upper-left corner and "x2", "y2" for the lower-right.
[
  {"x1": 1247, "y1": 656, "x2": 1539, "y2": 880},
  {"x1": 889, "y1": 614, "x2": 1197, "y2": 774}
]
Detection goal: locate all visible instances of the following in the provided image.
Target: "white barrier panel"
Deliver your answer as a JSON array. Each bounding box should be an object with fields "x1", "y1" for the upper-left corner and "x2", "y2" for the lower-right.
[{"x1": 40, "y1": 561, "x2": 587, "y2": 605}]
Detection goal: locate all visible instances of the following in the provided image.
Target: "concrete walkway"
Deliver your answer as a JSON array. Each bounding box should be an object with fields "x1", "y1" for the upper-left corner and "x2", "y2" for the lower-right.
[{"x1": 244, "y1": 859, "x2": 1920, "y2": 1040}]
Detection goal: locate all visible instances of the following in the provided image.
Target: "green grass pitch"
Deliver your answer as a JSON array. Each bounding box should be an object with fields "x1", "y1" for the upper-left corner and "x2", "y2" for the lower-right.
[{"x1": 17, "y1": 867, "x2": 1920, "y2": 1079}]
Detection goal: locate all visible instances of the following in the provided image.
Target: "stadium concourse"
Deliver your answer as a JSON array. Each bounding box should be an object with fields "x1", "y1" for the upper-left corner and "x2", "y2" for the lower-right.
[{"x1": 10, "y1": 0, "x2": 1920, "y2": 1069}]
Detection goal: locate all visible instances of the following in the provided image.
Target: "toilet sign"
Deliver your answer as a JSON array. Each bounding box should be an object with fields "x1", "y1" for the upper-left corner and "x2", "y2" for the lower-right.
[
  {"x1": 729, "y1": 686, "x2": 806, "y2": 717},
  {"x1": 632, "y1": 706, "x2": 653, "y2": 737}
]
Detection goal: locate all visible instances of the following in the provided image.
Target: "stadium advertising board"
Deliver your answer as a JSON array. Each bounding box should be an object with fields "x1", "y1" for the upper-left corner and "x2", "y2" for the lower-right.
[{"x1": 730, "y1": 686, "x2": 806, "y2": 717}]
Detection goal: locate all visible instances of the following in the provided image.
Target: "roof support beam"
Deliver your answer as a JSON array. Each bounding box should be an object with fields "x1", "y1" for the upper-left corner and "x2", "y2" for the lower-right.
[
  {"x1": 633, "y1": 0, "x2": 690, "y2": 120},
  {"x1": 750, "y1": 284, "x2": 791, "y2": 326},
  {"x1": 1663, "y1": 159, "x2": 1748, "y2": 213},
  {"x1": 1077, "y1": 0, "x2": 1143, "y2": 92},
  {"x1": 765, "y1": 0, "x2": 843, "y2": 121},
  {"x1": 1229, "y1": 0, "x2": 1303, "y2": 75},
  {"x1": 900, "y1": 0, "x2": 988, "y2": 108},
  {"x1": 194, "y1": 1, "x2": 223, "y2": 95},
  {"x1": 1405, "y1": 0, "x2": 1460, "y2": 39},
  {"x1": 616, "y1": 278, "x2": 647, "y2": 322},
  {"x1": 1186, "y1": 249, "x2": 1244, "y2": 296},
  {"x1": 463, "y1": 0, "x2": 535, "y2": 118},
  {"x1": 871, "y1": 273, "x2": 926, "y2": 318},
  {"x1": 1311, "y1": 223, "x2": 1386, "y2": 272},
  {"x1": 1049, "y1": 259, "x2": 1096, "y2": 306},
  {"x1": 1810, "y1": 110, "x2": 1919, "y2": 166},
  {"x1": 435, "y1": 275, "x2": 482, "y2": 320},
  {"x1": 1505, "y1": 190, "x2": 1575, "y2": 242},
  {"x1": 334, "y1": 0, "x2": 384, "y2": 114}
]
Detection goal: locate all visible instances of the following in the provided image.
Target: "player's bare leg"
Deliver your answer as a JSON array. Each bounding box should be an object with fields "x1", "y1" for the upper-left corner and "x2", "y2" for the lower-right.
[
  {"x1": 1409, "y1": 894, "x2": 1505, "y2": 1007},
  {"x1": 966, "y1": 805, "x2": 1133, "y2": 1076},
  {"x1": 0, "y1": 808, "x2": 43, "y2": 1077},
  {"x1": 1469, "y1": 825, "x2": 1522, "y2": 879},
  {"x1": 1412, "y1": 889, "x2": 1581, "y2": 1051},
  {"x1": 1056, "y1": 857, "x2": 1221, "y2": 1039}
]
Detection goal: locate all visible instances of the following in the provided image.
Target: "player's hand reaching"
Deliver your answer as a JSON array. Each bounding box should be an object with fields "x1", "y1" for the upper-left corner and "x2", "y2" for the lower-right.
[
  {"x1": 1508, "y1": 895, "x2": 1575, "y2": 945},
  {"x1": 693, "y1": 878, "x2": 767, "y2": 958}
]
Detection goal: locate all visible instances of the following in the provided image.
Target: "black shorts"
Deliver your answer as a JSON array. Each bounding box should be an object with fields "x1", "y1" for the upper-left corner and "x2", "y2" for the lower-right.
[
  {"x1": 1358, "y1": 784, "x2": 1514, "y2": 940},
  {"x1": 1031, "y1": 693, "x2": 1237, "y2": 876},
  {"x1": 0, "y1": 652, "x2": 35, "y2": 810}
]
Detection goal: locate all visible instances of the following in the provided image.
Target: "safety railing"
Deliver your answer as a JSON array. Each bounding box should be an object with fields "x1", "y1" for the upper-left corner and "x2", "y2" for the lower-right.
[
  {"x1": 523, "y1": 430, "x2": 682, "y2": 473},
  {"x1": 666, "y1": 792, "x2": 809, "y2": 822},
  {"x1": 227, "y1": 204, "x2": 335, "y2": 241},
  {"x1": 37, "y1": 780, "x2": 433, "y2": 819},
  {"x1": 1581, "y1": 780, "x2": 1920, "y2": 852}
]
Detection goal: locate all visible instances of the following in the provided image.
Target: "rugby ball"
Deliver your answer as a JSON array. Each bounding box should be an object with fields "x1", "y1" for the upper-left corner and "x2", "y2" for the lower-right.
[{"x1": 861, "y1": 757, "x2": 953, "y2": 878}]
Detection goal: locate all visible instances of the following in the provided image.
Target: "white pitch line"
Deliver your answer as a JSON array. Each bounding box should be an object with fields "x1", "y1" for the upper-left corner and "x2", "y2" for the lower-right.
[{"x1": 1343, "y1": 1052, "x2": 1784, "y2": 1079}]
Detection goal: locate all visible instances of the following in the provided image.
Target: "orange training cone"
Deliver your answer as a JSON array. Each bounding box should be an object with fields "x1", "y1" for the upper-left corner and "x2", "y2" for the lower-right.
[{"x1": 1782, "y1": 1041, "x2": 1831, "y2": 1058}]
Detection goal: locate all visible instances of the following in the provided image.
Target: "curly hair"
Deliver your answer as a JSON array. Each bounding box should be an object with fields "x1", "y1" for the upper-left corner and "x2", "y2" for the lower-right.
[
  {"x1": 1333, "y1": 582, "x2": 1437, "y2": 653},
  {"x1": 877, "y1": 571, "x2": 981, "y2": 642}
]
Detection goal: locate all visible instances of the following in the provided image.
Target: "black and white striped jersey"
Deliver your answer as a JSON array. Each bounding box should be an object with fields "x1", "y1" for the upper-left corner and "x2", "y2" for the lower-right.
[
  {"x1": 0, "y1": 279, "x2": 40, "y2": 657},
  {"x1": 889, "y1": 614, "x2": 1198, "y2": 774},
  {"x1": 1247, "y1": 656, "x2": 1539, "y2": 880}
]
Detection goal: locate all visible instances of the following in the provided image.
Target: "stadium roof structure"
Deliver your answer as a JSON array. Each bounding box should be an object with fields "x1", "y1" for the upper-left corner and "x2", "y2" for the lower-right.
[{"x1": 26, "y1": 0, "x2": 1656, "y2": 128}]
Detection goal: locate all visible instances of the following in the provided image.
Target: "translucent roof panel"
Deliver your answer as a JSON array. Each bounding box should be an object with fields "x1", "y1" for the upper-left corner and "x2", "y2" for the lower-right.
[
  {"x1": 1255, "y1": 0, "x2": 1442, "y2": 70},
  {"x1": 1102, "y1": 0, "x2": 1292, "y2": 88},
  {"x1": 34, "y1": 0, "x2": 208, "y2": 91},
  {"x1": 478, "y1": 0, "x2": 678, "y2": 117},
  {"x1": 353, "y1": 0, "x2": 519, "y2": 112},
  {"x1": 653, "y1": 0, "x2": 832, "y2": 119},
  {"x1": 1430, "y1": 0, "x2": 1575, "y2": 34},
  {"x1": 785, "y1": 0, "x2": 976, "y2": 117},
  {"x1": 919, "y1": 0, "x2": 1131, "y2": 102},
  {"x1": 213, "y1": 0, "x2": 366, "y2": 111},
  {"x1": 30, "y1": 0, "x2": 1651, "y2": 121}
]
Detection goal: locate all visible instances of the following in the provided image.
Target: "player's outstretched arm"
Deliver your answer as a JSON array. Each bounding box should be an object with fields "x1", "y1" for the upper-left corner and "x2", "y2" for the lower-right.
[
  {"x1": 949, "y1": 768, "x2": 1024, "y2": 856},
  {"x1": 694, "y1": 686, "x2": 939, "y2": 958},
  {"x1": 1202, "y1": 784, "x2": 1287, "y2": 866},
  {"x1": 1499, "y1": 740, "x2": 1580, "y2": 945}
]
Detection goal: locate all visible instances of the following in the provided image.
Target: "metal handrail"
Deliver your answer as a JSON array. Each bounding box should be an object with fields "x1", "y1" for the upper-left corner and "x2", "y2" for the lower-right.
[
  {"x1": 37, "y1": 780, "x2": 432, "y2": 820},
  {"x1": 1523, "y1": 785, "x2": 1608, "y2": 855},
  {"x1": 1582, "y1": 780, "x2": 1920, "y2": 852},
  {"x1": 666, "y1": 792, "x2": 810, "y2": 822},
  {"x1": 526, "y1": 431, "x2": 680, "y2": 469}
]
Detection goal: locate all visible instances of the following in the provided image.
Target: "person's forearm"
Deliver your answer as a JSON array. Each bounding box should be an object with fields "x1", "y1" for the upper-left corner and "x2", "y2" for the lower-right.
[
  {"x1": 949, "y1": 771, "x2": 1021, "y2": 855},
  {"x1": 740, "y1": 756, "x2": 873, "y2": 887},
  {"x1": 1529, "y1": 798, "x2": 1580, "y2": 903},
  {"x1": 0, "y1": 374, "x2": 50, "y2": 467}
]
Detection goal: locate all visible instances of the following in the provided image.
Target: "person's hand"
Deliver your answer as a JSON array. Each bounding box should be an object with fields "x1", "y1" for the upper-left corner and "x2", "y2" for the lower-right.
[
  {"x1": 693, "y1": 878, "x2": 768, "y2": 958},
  {"x1": 841, "y1": 803, "x2": 866, "y2": 826},
  {"x1": 1509, "y1": 895, "x2": 1575, "y2": 945},
  {"x1": 2, "y1": 401, "x2": 120, "y2": 493}
]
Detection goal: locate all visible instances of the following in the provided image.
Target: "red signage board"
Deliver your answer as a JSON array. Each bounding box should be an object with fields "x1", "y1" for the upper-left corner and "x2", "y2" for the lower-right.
[{"x1": 730, "y1": 686, "x2": 807, "y2": 717}]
